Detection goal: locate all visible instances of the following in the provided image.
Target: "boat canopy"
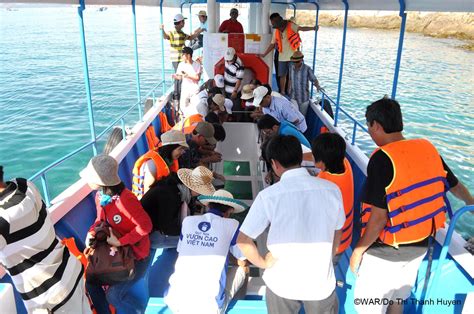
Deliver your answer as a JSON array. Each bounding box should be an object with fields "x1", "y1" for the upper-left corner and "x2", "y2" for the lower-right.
[{"x1": 2, "y1": 0, "x2": 474, "y2": 13}]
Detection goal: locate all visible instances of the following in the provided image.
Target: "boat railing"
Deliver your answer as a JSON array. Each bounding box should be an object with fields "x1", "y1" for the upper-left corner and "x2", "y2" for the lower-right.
[
  {"x1": 29, "y1": 79, "x2": 172, "y2": 207},
  {"x1": 319, "y1": 90, "x2": 369, "y2": 146}
]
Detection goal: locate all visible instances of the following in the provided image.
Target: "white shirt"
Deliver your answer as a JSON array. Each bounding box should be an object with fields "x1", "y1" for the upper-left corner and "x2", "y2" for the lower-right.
[
  {"x1": 165, "y1": 211, "x2": 242, "y2": 312},
  {"x1": 176, "y1": 61, "x2": 201, "y2": 93},
  {"x1": 240, "y1": 168, "x2": 345, "y2": 301}
]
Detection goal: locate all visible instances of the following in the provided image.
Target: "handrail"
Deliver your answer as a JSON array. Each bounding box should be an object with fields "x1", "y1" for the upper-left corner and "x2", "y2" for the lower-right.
[
  {"x1": 334, "y1": 0, "x2": 349, "y2": 126},
  {"x1": 424, "y1": 205, "x2": 474, "y2": 303},
  {"x1": 320, "y1": 90, "x2": 369, "y2": 146},
  {"x1": 391, "y1": 0, "x2": 407, "y2": 99},
  {"x1": 271, "y1": 1, "x2": 297, "y2": 17}
]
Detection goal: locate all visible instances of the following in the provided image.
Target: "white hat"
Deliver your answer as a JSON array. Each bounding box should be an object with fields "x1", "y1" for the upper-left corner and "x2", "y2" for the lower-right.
[
  {"x1": 224, "y1": 98, "x2": 233, "y2": 114},
  {"x1": 80, "y1": 155, "x2": 121, "y2": 187},
  {"x1": 252, "y1": 86, "x2": 269, "y2": 107},
  {"x1": 174, "y1": 14, "x2": 187, "y2": 23},
  {"x1": 224, "y1": 47, "x2": 236, "y2": 61},
  {"x1": 198, "y1": 189, "x2": 248, "y2": 213},
  {"x1": 161, "y1": 130, "x2": 189, "y2": 148},
  {"x1": 178, "y1": 166, "x2": 216, "y2": 196},
  {"x1": 214, "y1": 74, "x2": 224, "y2": 88}
]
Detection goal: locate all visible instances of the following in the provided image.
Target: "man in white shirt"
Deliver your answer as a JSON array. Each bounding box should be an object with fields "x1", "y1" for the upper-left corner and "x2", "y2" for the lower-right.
[
  {"x1": 173, "y1": 47, "x2": 202, "y2": 117},
  {"x1": 237, "y1": 135, "x2": 345, "y2": 314},
  {"x1": 165, "y1": 190, "x2": 249, "y2": 314}
]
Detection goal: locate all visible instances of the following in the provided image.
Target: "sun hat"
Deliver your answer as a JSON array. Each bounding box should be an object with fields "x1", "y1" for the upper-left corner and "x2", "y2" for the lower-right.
[
  {"x1": 198, "y1": 189, "x2": 248, "y2": 213},
  {"x1": 177, "y1": 166, "x2": 216, "y2": 196},
  {"x1": 290, "y1": 51, "x2": 304, "y2": 61},
  {"x1": 195, "y1": 122, "x2": 217, "y2": 145},
  {"x1": 224, "y1": 47, "x2": 236, "y2": 61},
  {"x1": 240, "y1": 84, "x2": 256, "y2": 100},
  {"x1": 224, "y1": 98, "x2": 233, "y2": 114},
  {"x1": 80, "y1": 155, "x2": 121, "y2": 187},
  {"x1": 174, "y1": 14, "x2": 187, "y2": 23},
  {"x1": 212, "y1": 94, "x2": 226, "y2": 112},
  {"x1": 161, "y1": 130, "x2": 189, "y2": 148},
  {"x1": 214, "y1": 74, "x2": 225, "y2": 88},
  {"x1": 252, "y1": 86, "x2": 269, "y2": 107},
  {"x1": 197, "y1": 10, "x2": 207, "y2": 16}
]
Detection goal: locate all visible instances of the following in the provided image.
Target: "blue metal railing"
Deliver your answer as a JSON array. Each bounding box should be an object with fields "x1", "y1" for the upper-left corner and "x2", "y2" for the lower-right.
[
  {"x1": 334, "y1": 0, "x2": 349, "y2": 127},
  {"x1": 423, "y1": 205, "x2": 474, "y2": 303}
]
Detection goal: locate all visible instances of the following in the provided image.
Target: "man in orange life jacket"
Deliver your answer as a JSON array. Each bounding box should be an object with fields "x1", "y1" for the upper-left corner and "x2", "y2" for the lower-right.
[
  {"x1": 350, "y1": 98, "x2": 474, "y2": 314},
  {"x1": 260, "y1": 13, "x2": 318, "y2": 95},
  {"x1": 311, "y1": 133, "x2": 354, "y2": 265}
]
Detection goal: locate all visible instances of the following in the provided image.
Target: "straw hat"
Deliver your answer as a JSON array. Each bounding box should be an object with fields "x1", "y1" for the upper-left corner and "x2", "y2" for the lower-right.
[
  {"x1": 80, "y1": 155, "x2": 121, "y2": 187},
  {"x1": 198, "y1": 189, "x2": 248, "y2": 213},
  {"x1": 240, "y1": 84, "x2": 256, "y2": 100},
  {"x1": 161, "y1": 130, "x2": 189, "y2": 148},
  {"x1": 197, "y1": 10, "x2": 207, "y2": 17},
  {"x1": 177, "y1": 166, "x2": 216, "y2": 196},
  {"x1": 290, "y1": 51, "x2": 304, "y2": 61}
]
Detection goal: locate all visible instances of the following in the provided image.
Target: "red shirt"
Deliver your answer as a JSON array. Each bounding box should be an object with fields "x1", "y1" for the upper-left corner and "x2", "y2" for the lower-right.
[
  {"x1": 91, "y1": 189, "x2": 152, "y2": 260},
  {"x1": 218, "y1": 19, "x2": 244, "y2": 33}
]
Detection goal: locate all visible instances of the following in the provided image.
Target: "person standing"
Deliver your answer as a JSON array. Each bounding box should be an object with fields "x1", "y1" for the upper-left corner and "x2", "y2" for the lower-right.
[
  {"x1": 218, "y1": 8, "x2": 244, "y2": 33},
  {"x1": 173, "y1": 47, "x2": 202, "y2": 117},
  {"x1": 260, "y1": 13, "x2": 318, "y2": 95},
  {"x1": 237, "y1": 135, "x2": 344, "y2": 314},
  {"x1": 0, "y1": 166, "x2": 91, "y2": 313},
  {"x1": 161, "y1": 14, "x2": 203, "y2": 103},
  {"x1": 350, "y1": 98, "x2": 474, "y2": 314},
  {"x1": 288, "y1": 51, "x2": 322, "y2": 116},
  {"x1": 191, "y1": 10, "x2": 208, "y2": 51}
]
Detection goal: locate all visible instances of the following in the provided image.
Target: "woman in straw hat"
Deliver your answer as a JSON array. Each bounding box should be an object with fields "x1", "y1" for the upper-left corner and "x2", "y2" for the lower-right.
[
  {"x1": 80, "y1": 155, "x2": 152, "y2": 314},
  {"x1": 165, "y1": 189, "x2": 249, "y2": 314},
  {"x1": 140, "y1": 166, "x2": 216, "y2": 248}
]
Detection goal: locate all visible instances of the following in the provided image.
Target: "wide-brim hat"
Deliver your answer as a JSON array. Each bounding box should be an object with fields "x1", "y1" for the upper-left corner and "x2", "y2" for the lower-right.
[
  {"x1": 161, "y1": 130, "x2": 189, "y2": 148},
  {"x1": 177, "y1": 166, "x2": 216, "y2": 196},
  {"x1": 241, "y1": 84, "x2": 256, "y2": 100},
  {"x1": 198, "y1": 189, "x2": 248, "y2": 213},
  {"x1": 197, "y1": 10, "x2": 207, "y2": 17},
  {"x1": 290, "y1": 51, "x2": 304, "y2": 61},
  {"x1": 80, "y1": 155, "x2": 121, "y2": 187}
]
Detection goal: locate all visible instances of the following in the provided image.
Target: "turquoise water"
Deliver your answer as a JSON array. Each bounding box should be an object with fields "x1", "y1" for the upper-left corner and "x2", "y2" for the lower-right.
[{"x1": 1, "y1": 6, "x2": 473, "y2": 237}]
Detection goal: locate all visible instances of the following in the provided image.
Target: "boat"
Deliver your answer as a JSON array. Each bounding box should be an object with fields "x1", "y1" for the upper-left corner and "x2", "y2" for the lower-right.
[{"x1": 1, "y1": 1, "x2": 473, "y2": 313}]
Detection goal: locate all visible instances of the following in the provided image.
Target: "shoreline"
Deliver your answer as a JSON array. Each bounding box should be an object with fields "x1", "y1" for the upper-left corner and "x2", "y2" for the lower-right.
[{"x1": 291, "y1": 11, "x2": 474, "y2": 51}]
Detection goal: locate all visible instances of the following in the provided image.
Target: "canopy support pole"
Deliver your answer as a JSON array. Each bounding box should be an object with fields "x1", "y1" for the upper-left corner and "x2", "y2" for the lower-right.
[
  {"x1": 159, "y1": 0, "x2": 166, "y2": 95},
  {"x1": 310, "y1": 3, "x2": 320, "y2": 98},
  {"x1": 391, "y1": 0, "x2": 407, "y2": 99},
  {"x1": 334, "y1": 0, "x2": 349, "y2": 127},
  {"x1": 132, "y1": 0, "x2": 143, "y2": 120}
]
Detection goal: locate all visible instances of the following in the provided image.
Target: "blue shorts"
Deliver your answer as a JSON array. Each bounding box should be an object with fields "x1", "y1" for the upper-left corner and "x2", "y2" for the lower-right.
[{"x1": 278, "y1": 61, "x2": 290, "y2": 77}]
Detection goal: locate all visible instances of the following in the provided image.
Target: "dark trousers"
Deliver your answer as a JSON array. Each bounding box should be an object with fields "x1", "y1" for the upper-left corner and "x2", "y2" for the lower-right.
[
  {"x1": 266, "y1": 287, "x2": 339, "y2": 314},
  {"x1": 172, "y1": 61, "x2": 181, "y2": 104}
]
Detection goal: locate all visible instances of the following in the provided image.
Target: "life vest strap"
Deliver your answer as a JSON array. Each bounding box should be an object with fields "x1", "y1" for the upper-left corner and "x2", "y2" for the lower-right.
[
  {"x1": 342, "y1": 219, "x2": 353, "y2": 233},
  {"x1": 386, "y1": 176, "x2": 448, "y2": 202},
  {"x1": 340, "y1": 232, "x2": 352, "y2": 245},
  {"x1": 388, "y1": 191, "x2": 445, "y2": 219},
  {"x1": 361, "y1": 207, "x2": 371, "y2": 217},
  {"x1": 385, "y1": 206, "x2": 446, "y2": 234},
  {"x1": 346, "y1": 207, "x2": 353, "y2": 219},
  {"x1": 133, "y1": 174, "x2": 145, "y2": 180}
]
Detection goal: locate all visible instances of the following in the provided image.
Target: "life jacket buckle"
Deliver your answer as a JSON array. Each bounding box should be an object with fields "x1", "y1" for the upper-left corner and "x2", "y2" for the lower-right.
[
  {"x1": 397, "y1": 190, "x2": 402, "y2": 197},
  {"x1": 402, "y1": 222, "x2": 409, "y2": 229}
]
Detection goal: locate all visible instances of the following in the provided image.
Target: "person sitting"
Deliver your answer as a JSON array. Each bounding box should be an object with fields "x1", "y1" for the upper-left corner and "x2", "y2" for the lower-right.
[
  {"x1": 190, "y1": 10, "x2": 207, "y2": 51},
  {"x1": 191, "y1": 75, "x2": 225, "y2": 113},
  {"x1": 0, "y1": 166, "x2": 91, "y2": 313},
  {"x1": 179, "y1": 121, "x2": 221, "y2": 168},
  {"x1": 218, "y1": 8, "x2": 244, "y2": 33},
  {"x1": 165, "y1": 189, "x2": 249, "y2": 313},
  {"x1": 224, "y1": 47, "x2": 245, "y2": 103},
  {"x1": 205, "y1": 111, "x2": 220, "y2": 124},
  {"x1": 173, "y1": 47, "x2": 202, "y2": 117},
  {"x1": 252, "y1": 85, "x2": 307, "y2": 133},
  {"x1": 288, "y1": 51, "x2": 322, "y2": 116},
  {"x1": 132, "y1": 129, "x2": 188, "y2": 199},
  {"x1": 81, "y1": 155, "x2": 152, "y2": 314},
  {"x1": 257, "y1": 114, "x2": 310, "y2": 148},
  {"x1": 197, "y1": 93, "x2": 226, "y2": 117},
  {"x1": 141, "y1": 166, "x2": 216, "y2": 249},
  {"x1": 311, "y1": 133, "x2": 354, "y2": 264}
]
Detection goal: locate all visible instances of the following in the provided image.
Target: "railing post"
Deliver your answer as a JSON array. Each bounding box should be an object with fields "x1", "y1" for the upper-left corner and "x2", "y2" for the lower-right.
[
  {"x1": 351, "y1": 121, "x2": 357, "y2": 145},
  {"x1": 391, "y1": 0, "x2": 407, "y2": 100},
  {"x1": 160, "y1": 0, "x2": 166, "y2": 95},
  {"x1": 334, "y1": 0, "x2": 349, "y2": 127},
  {"x1": 120, "y1": 118, "x2": 126, "y2": 139},
  {"x1": 189, "y1": 3, "x2": 193, "y2": 34},
  {"x1": 77, "y1": 0, "x2": 98, "y2": 156},
  {"x1": 321, "y1": 92, "x2": 326, "y2": 112},
  {"x1": 40, "y1": 174, "x2": 51, "y2": 207},
  {"x1": 310, "y1": 3, "x2": 320, "y2": 98},
  {"x1": 131, "y1": 0, "x2": 143, "y2": 121}
]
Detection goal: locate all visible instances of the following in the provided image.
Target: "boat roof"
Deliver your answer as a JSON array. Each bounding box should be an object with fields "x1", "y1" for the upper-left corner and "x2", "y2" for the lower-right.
[{"x1": 2, "y1": 0, "x2": 473, "y2": 13}]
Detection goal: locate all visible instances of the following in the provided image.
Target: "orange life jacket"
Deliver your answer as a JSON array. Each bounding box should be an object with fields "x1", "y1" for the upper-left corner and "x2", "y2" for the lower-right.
[
  {"x1": 275, "y1": 22, "x2": 301, "y2": 53},
  {"x1": 318, "y1": 158, "x2": 354, "y2": 254},
  {"x1": 132, "y1": 150, "x2": 179, "y2": 199},
  {"x1": 145, "y1": 125, "x2": 160, "y2": 151},
  {"x1": 172, "y1": 114, "x2": 204, "y2": 134},
  {"x1": 361, "y1": 139, "x2": 451, "y2": 247},
  {"x1": 159, "y1": 111, "x2": 172, "y2": 133}
]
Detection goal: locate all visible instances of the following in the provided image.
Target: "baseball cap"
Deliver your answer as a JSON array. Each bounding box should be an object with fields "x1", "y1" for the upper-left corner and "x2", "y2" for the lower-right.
[
  {"x1": 252, "y1": 86, "x2": 269, "y2": 107},
  {"x1": 161, "y1": 130, "x2": 189, "y2": 148},
  {"x1": 195, "y1": 122, "x2": 217, "y2": 145},
  {"x1": 212, "y1": 94, "x2": 226, "y2": 112},
  {"x1": 224, "y1": 98, "x2": 233, "y2": 114},
  {"x1": 174, "y1": 14, "x2": 187, "y2": 23},
  {"x1": 214, "y1": 74, "x2": 224, "y2": 88},
  {"x1": 224, "y1": 47, "x2": 236, "y2": 61}
]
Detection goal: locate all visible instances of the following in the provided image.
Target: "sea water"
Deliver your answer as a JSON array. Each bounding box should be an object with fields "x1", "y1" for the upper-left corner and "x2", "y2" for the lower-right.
[{"x1": 0, "y1": 6, "x2": 473, "y2": 238}]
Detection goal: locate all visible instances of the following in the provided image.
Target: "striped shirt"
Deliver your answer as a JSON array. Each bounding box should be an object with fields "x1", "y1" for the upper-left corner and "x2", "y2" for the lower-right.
[
  {"x1": 224, "y1": 57, "x2": 244, "y2": 94},
  {"x1": 289, "y1": 63, "x2": 318, "y2": 105},
  {"x1": 169, "y1": 29, "x2": 189, "y2": 62},
  {"x1": 0, "y1": 179, "x2": 83, "y2": 312}
]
